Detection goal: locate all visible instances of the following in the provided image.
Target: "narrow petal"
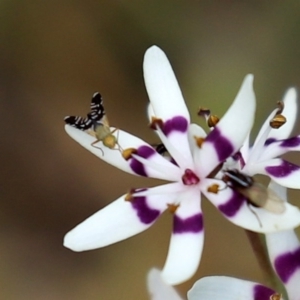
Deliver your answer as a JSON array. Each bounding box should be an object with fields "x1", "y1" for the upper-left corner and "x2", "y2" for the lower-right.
[
  {"x1": 162, "y1": 188, "x2": 204, "y2": 285},
  {"x1": 203, "y1": 178, "x2": 300, "y2": 233},
  {"x1": 147, "y1": 268, "x2": 184, "y2": 300},
  {"x1": 187, "y1": 276, "x2": 276, "y2": 300},
  {"x1": 253, "y1": 158, "x2": 300, "y2": 188},
  {"x1": 64, "y1": 192, "x2": 168, "y2": 252},
  {"x1": 144, "y1": 46, "x2": 193, "y2": 168},
  {"x1": 196, "y1": 75, "x2": 256, "y2": 177},
  {"x1": 143, "y1": 46, "x2": 190, "y2": 122},
  {"x1": 65, "y1": 125, "x2": 180, "y2": 181},
  {"x1": 259, "y1": 136, "x2": 300, "y2": 162}
]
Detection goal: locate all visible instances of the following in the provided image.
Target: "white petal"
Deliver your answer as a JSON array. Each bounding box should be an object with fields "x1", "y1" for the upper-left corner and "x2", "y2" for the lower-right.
[
  {"x1": 147, "y1": 268, "x2": 184, "y2": 300},
  {"x1": 65, "y1": 125, "x2": 180, "y2": 181},
  {"x1": 143, "y1": 46, "x2": 190, "y2": 122},
  {"x1": 266, "y1": 230, "x2": 300, "y2": 300},
  {"x1": 187, "y1": 276, "x2": 277, "y2": 300},
  {"x1": 254, "y1": 158, "x2": 300, "y2": 189},
  {"x1": 64, "y1": 193, "x2": 166, "y2": 252},
  {"x1": 203, "y1": 178, "x2": 300, "y2": 233},
  {"x1": 196, "y1": 75, "x2": 256, "y2": 177},
  {"x1": 259, "y1": 135, "x2": 300, "y2": 162},
  {"x1": 162, "y1": 188, "x2": 204, "y2": 285}
]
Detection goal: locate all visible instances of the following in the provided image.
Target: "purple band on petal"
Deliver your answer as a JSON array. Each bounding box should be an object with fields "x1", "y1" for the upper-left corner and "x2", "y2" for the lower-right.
[
  {"x1": 280, "y1": 136, "x2": 300, "y2": 148},
  {"x1": 130, "y1": 145, "x2": 156, "y2": 177},
  {"x1": 265, "y1": 138, "x2": 277, "y2": 146},
  {"x1": 265, "y1": 160, "x2": 300, "y2": 178},
  {"x1": 163, "y1": 116, "x2": 188, "y2": 136},
  {"x1": 131, "y1": 196, "x2": 160, "y2": 224},
  {"x1": 253, "y1": 284, "x2": 275, "y2": 300},
  {"x1": 205, "y1": 128, "x2": 234, "y2": 162},
  {"x1": 173, "y1": 213, "x2": 203, "y2": 233},
  {"x1": 274, "y1": 247, "x2": 300, "y2": 283},
  {"x1": 218, "y1": 190, "x2": 245, "y2": 217}
]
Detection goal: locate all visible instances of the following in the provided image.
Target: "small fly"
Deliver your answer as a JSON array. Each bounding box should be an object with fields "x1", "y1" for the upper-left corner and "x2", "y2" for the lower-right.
[
  {"x1": 222, "y1": 169, "x2": 286, "y2": 215},
  {"x1": 64, "y1": 92, "x2": 122, "y2": 155}
]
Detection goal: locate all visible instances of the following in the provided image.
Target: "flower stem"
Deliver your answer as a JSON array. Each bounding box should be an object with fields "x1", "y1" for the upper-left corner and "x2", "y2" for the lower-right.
[{"x1": 244, "y1": 230, "x2": 280, "y2": 289}]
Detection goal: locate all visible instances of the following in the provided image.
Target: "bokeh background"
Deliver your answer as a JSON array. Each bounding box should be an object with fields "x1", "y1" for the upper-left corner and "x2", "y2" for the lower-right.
[{"x1": 1, "y1": 1, "x2": 300, "y2": 299}]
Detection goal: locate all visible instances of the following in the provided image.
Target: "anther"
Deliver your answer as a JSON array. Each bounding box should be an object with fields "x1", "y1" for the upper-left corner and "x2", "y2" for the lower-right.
[
  {"x1": 182, "y1": 169, "x2": 200, "y2": 185},
  {"x1": 167, "y1": 203, "x2": 180, "y2": 213},
  {"x1": 197, "y1": 107, "x2": 210, "y2": 118},
  {"x1": 149, "y1": 117, "x2": 164, "y2": 130},
  {"x1": 194, "y1": 136, "x2": 205, "y2": 148},
  {"x1": 207, "y1": 184, "x2": 220, "y2": 194},
  {"x1": 122, "y1": 148, "x2": 137, "y2": 160},
  {"x1": 270, "y1": 114, "x2": 286, "y2": 129},
  {"x1": 125, "y1": 189, "x2": 136, "y2": 201},
  {"x1": 207, "y1": 115, "x2": 220, "y2": 127}
]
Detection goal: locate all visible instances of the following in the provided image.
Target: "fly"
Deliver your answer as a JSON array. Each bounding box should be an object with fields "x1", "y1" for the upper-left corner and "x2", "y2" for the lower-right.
[
  {"x1": 64, "y1": 92, "x2": 121, "y2": 155},
  {"x1": 222, "y1": 169, "x2": 286, "y2": 214}
]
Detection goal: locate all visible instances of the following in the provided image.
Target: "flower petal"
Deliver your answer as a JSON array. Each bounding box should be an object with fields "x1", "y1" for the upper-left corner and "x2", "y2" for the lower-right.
[
  {"x1": 144, "y1": 46, "x2": 193, "y2": 168},
  {"x1": 203, "y1": 178, "x2": 300, "y2": 233},
  {"x1": 143, "y1": 46, "x2": 190, "y2": 123},
  {"x1": 195, "y1": 74, "x2": 256, "y2": 177},
  {"x1": 161, "y1": 188, "x2": 204, "y2": 285},
  {"x1": 254, "y1": 158, "x2": 300, "y2": 189},
  {"x1": 65, "y1": 125, "x2": 180, "y2": 181},
  {"x1": 259, "y1": 135, "x2": 300, "y2": 162},
  {"x1": 266, "y1": 230, "x2": 300, "y2": 300},
  {"x1": 64, "y1": 192, "x2": 168, "y2": 252},
  {"x1": 187, "y1": 276, "x2": 276, "y2": 300},
  {"x1": 147, "y1": 268, "x2": 184, "y2": 300}
]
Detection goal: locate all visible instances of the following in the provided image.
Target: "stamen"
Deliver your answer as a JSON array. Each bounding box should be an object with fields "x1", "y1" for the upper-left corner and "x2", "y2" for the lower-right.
[
  {"x1": 270, "y1": 114, "x2": 286, "y2": 129},
  {"x1": 167, "y1": 203, "x2": 179, "y2": 213},
  {"x1": 194, "y1": 136, "x2": 205, "y2": 148},
  {"x1": 269, "y1": 293, "x2": 282, "y2": 300},
  {"x1": 182, "y1": 169, "x2": 200, "y2": 185},
  {"x1": 207, "y1": 184, "x2": 220, "y2": 194},
  {"x1": 197, "y1": 107, "x2": 210, "y2": 118},
  {"x1": 122, "y1": 148, "x2": 137, "y2": 160},
  {"x1": 149, "y1": 116, "x2": 164, "y2": 130},
  {"x1": 207, "y1": 115, "x2": 219, "y2": 127}
]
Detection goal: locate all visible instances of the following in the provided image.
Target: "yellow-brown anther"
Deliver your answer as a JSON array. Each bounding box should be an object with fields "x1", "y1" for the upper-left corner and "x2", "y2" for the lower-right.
[
  {"x1": 122, "y1": 148, "x2": 138, "y2": 160},
  {"x1": 167, "y1": 203, "x2": 180, "y2": 213},
  {"x1": 270, "y1": 114, "x2": 286, "y2": 129},
  {"x1": 149, "y1": 117, "x2": 164, "y2": 130},
  {"x1": 197, "y1": 107, "x2": 211, "y2": 117},
  {"x1": 207, "y1": 115, "x2": 220, "y2": 127},
  {"x1": 207, "y1": 184, "x2": 220, "y2": 194},
  {"x1": 269, "y1": 293, "x2": 282, "y2": 300},
  {"x1": 124, "y1": 189, "x2": 135, "y2": 201},
  {"x1": 194, "y1": 136, "x2": 205, "y2": 148}
]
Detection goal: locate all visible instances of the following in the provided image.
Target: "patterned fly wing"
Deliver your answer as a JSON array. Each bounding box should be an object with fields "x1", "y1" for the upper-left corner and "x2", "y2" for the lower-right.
[{"x1": 64, "y1": 92, "x2": 106, "y2": 130}]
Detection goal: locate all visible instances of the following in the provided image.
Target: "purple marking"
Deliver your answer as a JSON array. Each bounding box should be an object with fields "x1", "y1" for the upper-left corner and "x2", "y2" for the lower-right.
[
  {"x1": 163, "y1": 116, "x2": 188, "y2": 136},
  {"x1": 265, "y1": 160, "x2": 300, "y2": 177},
  {"x1": 173, "y1": 213, "x2": 203, "y2": 233},
  {"x1": 265, "y1": 138, "x2": 277, "y2": 146},
  {"x1": 129, "y1": 145, "x2": 156, "y2": 177},
  {"x1": 205, "y1": 127, "x2": 234, "y2": 162},
  {"x1": 131, "y1": 195, "x2": 160, "y2": 224},
  {"x1": 253, "y1": 285, "x2": 275, "y2": 300},
  {"x1": 280, "y1": 136, "x2": 300, "y2": 148},
  {"x1": 274, "y1": 247, "x2": 300, "y2": 283},
  {"x1": 218, "y1": 190, "x2": 245, "y2": 217}
]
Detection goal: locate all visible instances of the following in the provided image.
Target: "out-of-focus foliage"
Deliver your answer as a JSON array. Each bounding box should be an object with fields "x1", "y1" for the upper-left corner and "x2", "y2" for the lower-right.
[{"x1": 0, "y1": 1, "x2": 300, "y2": 299}]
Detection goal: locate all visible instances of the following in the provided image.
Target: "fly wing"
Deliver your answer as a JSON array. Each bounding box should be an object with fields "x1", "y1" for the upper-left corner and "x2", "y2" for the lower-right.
[
  {"x1": 89, "y1": 92, "x2": 106, "y2": 122},
  {"x1": 264, "y1": 188, "x2": 286, "y2": 214},
  {"x1": 64, "y1": 116, "x2": 93, "y2": 130}
]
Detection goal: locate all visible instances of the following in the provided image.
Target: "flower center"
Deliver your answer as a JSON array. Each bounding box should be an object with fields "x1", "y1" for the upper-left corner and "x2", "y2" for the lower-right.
[{"x1": 182, "y1": 169, "x2": 200, "y2": 185}]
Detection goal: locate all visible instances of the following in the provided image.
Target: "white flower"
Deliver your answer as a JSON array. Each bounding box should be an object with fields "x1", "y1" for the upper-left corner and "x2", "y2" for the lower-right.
[
  {"x1": 63, "y1": 46, "x2": 299, "y2": 285},
  {"x1": 188, "y1": 183, "x2": 300, "y2": 300}
]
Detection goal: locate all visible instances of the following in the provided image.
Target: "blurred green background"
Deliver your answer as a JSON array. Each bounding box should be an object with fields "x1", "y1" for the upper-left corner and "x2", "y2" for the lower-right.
[{"x1": 1, "y1": 1, "x2": 300, "y2": 299}]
